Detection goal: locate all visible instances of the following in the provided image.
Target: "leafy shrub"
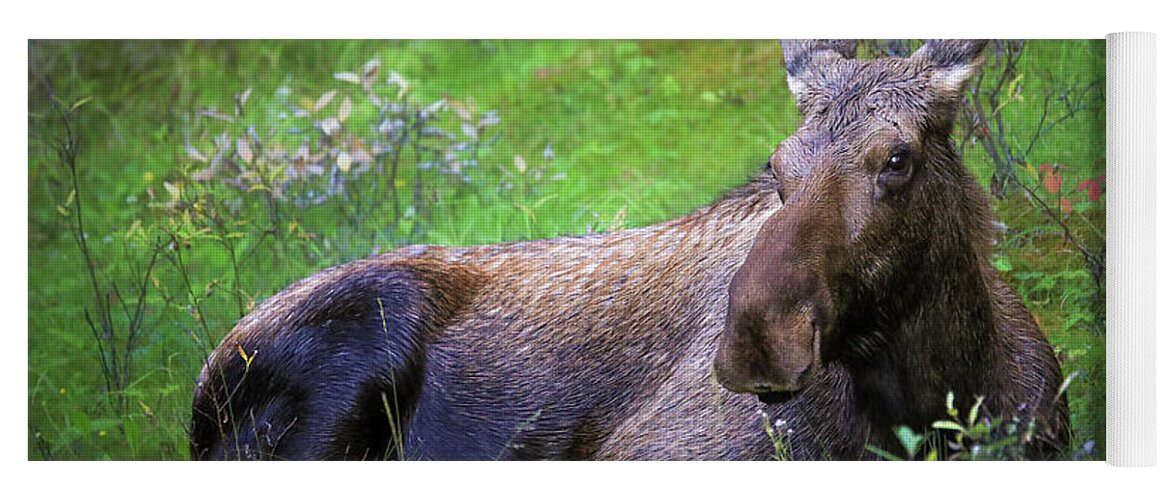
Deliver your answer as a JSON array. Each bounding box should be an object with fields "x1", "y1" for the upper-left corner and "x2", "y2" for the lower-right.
[
  {"x1": 171, "y1": 56, "x2": 561, "y2": 266},
  {"x1": 30, "y1": 48, "x2": 568, "y2": 459},
  {"x1": 869, "y1": 389, "x2": 1095, "y2": 461}
]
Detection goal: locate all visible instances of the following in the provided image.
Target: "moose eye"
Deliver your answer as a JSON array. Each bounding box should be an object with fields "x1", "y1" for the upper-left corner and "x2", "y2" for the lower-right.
[
  {"x1": 877, "y1": 145, "x2": 915, "y2": 196},
  {"x1": 885, "y1": 151, "x2": 909, "y2": 173}
]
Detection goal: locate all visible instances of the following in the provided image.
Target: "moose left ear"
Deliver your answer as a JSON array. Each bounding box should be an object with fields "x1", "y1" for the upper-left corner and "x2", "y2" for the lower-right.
[
  {"x1": 912, "y1": 39, "x2": 989, "y2": 95},
  {"x1": 781, "y1": 40, "x2": 858, "y2": 105}
]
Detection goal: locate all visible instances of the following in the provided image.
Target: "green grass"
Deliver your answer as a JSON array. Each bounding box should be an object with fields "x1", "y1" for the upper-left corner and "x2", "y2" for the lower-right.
[{"x1": 27, "y1": 40, "x2": 1104, "y2": 460}]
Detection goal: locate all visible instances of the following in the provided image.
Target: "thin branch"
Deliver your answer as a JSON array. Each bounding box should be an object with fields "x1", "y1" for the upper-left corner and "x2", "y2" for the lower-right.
[{"x1": 1010, "y1": 176, "x2": 1105, "y2": 284}]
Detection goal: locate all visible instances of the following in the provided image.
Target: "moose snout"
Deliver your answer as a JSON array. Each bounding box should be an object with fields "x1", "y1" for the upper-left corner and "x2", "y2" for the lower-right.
[
  {"x1": 714, "y1": 310, "x2": 822, "y2": 398},
  {"x1": 717, "y1": 192, "x2": 840, "y2": 401}
]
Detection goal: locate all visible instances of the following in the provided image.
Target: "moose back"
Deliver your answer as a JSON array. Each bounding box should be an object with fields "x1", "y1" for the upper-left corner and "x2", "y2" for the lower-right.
[{"x1": 190, "y1": 40, "x2": 1069, "y2": 460}]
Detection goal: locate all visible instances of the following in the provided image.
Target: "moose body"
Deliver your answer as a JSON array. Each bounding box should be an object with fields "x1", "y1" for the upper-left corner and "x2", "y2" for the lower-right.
[
  {"x1": 191, "y1": 40, "x2": 1069, "y2": 461},
  {"x1": 191, "y1": 186, "x2": 811, "y2": 459}
]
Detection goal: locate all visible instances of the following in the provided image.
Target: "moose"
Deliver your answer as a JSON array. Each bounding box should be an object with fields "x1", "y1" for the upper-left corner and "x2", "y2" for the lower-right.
[{"x1": 190, "y1": 39, "x2": 1069, "y2": 460}]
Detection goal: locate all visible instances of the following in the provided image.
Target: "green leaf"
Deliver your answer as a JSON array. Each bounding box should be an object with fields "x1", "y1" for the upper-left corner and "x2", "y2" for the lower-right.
[
  {"x1": 333, "y1": 72, "x2": 362, "y2": 84},
  {"x1": 992, "y1": 256, "x2": 1013, "y2": 272},
  {"x1": 895, "y1": 426, "x2": 924, "y2": 458},
  {"x1": 932, "y1": 420, "x2": 967, "y2": 433},
  {"x1": 71, "y1": 97, "x2": 93, "y2": 111},
  {"x1": 968, "y1": 396, "x2": 986, "y2": 426},
  {"x1": 967, "y1": 423, "x2": 991, "y2": 441}
]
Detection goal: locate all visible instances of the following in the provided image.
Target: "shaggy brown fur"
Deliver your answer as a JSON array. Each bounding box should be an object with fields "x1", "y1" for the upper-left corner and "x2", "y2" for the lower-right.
[
  {"x1": 714, "y1": 39, "x2": 1069, "y2": 457},
  {"x1": 190, "y1": 40, "x2": 1068, "y2": 460}
]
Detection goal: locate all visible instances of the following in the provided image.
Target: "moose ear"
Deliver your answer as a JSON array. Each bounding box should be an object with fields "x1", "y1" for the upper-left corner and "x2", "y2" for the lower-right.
[
  {"x1": 780, "y1": 39, "x2": 857, "y2": 99},
  {"x1": 911, "y1": 39, "x2": 989, "y2": 95}
]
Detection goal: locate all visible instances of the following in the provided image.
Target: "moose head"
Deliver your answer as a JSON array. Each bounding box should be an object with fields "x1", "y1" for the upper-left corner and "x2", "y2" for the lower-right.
[{"x1": 714, "y1": 39, "x2": 990, "y2": 402}]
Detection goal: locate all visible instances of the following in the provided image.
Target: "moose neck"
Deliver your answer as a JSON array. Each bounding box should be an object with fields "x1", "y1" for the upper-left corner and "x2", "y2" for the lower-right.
[{"x1": 848, "y1": 157, "x2": 1007, "y2": 429}]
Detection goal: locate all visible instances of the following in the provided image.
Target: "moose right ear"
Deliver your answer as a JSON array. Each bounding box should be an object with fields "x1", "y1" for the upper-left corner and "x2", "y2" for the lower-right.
[{"x1": 780, "y1": 40, "x2": 857, "y2": 101}]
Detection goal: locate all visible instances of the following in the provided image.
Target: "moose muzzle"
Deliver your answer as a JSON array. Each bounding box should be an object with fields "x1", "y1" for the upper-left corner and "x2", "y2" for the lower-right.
[{"x1": 715, "y1": 191, "x2": 839, "y2": 402}]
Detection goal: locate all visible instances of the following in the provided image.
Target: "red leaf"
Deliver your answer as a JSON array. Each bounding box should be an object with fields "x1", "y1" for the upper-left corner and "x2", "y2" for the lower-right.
[
  {"x1": 1060, "y1": 197, "x2": 1073, "y2": 215},
  {"x1": 1076, "y1": 179, "x2": 1103, "y2": 202},
  {"x1": 1042, "y1": 171, "x2": 1063, "y2": 194},
  {"x1": 1088, "y1": 182, "x2": 1102, "y2": 202}
]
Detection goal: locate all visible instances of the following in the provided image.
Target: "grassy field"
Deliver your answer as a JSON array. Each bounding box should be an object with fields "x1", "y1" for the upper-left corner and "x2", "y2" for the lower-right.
[{"x1": 27, "y1": 40, "x2": 1105, "y2": 460}]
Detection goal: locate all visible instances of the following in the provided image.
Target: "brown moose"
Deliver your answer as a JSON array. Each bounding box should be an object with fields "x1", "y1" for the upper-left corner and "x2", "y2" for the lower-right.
[{"x1": 190, "y1": 39, "x2": 1069, "y2": 460}]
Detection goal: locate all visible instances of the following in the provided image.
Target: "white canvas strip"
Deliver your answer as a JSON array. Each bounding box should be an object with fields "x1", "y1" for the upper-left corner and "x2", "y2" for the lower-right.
[{"x1": 1106, "y1": 31, "x2": 1156, "y2": 467}]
